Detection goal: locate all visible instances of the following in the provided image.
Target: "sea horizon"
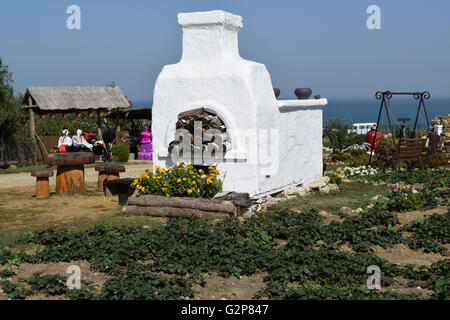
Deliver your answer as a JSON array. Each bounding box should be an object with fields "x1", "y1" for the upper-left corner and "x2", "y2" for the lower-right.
[{"x1": 131, "y1": 96, "x2": 450, "y2": 129}]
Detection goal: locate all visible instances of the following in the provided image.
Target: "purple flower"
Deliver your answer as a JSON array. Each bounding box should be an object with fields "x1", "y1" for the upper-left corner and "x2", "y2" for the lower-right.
[
  {"x1": 387, "y1": 183, "x2": 391, "y2": 187},
  {"x1": 393, "y1": 188, "x2": 398, "y2": 192},
  {"x1": 396, "y1": 182, "x2": 399, "y2": 186},
  {"x1": 406, "y1": 185, "x2": 410, "y2": 189}
]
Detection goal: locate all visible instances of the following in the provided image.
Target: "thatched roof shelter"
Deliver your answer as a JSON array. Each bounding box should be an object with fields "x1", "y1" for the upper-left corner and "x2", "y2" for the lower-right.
[
  {"x1": 105, "y1": 107, "x2": 152, "y2": 120},
  {"x1": 22, "y1": 86, "x2": 131, "y2": 165},
  {"x1": 21, "y1": 86, "x2": 130, "y2": 113}
]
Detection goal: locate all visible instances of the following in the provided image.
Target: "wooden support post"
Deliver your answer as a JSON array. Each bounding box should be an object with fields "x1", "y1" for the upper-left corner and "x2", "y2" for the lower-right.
[
  {"x1": 97, "y1": 110, "x2": 103, "y2": 140},
  {"x1": 36, "y1": 177, "x2": 50, "y2": 199},
  {"x1": 56, "y1": 165, "x2": 86, "y2": 193},
  {"x1": 29, "y1": 108, "x2": 37, "y2": 164},
  {"x1": 98, "y1": 171, "x2": 108, "y2": 191}
]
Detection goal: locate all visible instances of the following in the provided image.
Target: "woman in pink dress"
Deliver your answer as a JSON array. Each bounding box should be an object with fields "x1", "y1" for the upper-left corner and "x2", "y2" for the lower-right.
[{"x1": 138, "y1": 126, "x2": 153, "y2": 160}]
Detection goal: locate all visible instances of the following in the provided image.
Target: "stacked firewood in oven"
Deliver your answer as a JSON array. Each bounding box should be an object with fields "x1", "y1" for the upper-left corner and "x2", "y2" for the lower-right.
[{"x1": 168, "y1": 108, "x2": 231, "y2": 157}]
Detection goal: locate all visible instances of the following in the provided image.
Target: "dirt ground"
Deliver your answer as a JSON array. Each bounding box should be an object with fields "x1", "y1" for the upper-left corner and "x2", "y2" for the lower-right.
[
  {"x1": 0, "y1": 260, "x2": 111, "y2": 300},
  {"x1": 0, "y1": 183, "x2": 166, "y2": 235},
  {"x1": 192, "y1": 273, "x2": 267, "y2": 300}
]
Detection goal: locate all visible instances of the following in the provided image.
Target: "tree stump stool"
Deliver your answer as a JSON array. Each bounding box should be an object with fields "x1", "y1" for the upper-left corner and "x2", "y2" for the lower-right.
[
  {"x1": 103, "y1": 178, "x2": 134, "y2": 205},
  {"x1": 95, "y1": 163, "x2": 126, "y2": 191},
  {"x1": 48, "y1": 152, "x2": 95, "y2": 194},
  {"x1": 31, "y1": 169, "x2": 54, "y2": 199}
]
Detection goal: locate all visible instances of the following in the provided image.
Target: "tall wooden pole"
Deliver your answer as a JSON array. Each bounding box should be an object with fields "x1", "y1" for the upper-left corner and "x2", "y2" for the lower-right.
[
  {"x1": 29, "y1": 108, "x2": 35, "y2": 143},
  {"x1": 28, "y1": 96, "x2": 37, "y2": 164},
  {"x1": 97, "y1": 110, "x2": 103, "y2": 140}
]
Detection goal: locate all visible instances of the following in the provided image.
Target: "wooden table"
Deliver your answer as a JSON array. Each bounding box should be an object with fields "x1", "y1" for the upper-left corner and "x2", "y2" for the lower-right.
[{"x1": 48, "y1": 152, "x2": 95, "y2": 194}]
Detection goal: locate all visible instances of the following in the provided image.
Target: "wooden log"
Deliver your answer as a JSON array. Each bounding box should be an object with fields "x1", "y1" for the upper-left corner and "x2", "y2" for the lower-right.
[
  {"x1": 127, "y1": 195, "x2": 236, "y2": 215},
  {"x1": 48, "y1": 152, "x2": 95, "y2": 166},
  {"x1": 56, "y1": 165, "x2": 85, "y2": 193},
  {"x1": 124, "y1": 205, "x2": 231, "y2": 219},
  {"x1": 36, "y1": 177, "x2": 50, "y2": 199},
  {"x1": 178, "y1": 108, "x2": 204, "y2": 119}
]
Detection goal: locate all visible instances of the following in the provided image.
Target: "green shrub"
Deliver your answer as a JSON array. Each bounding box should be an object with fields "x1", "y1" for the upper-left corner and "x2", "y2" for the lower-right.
[
  {"x1": 111, "y1": 144, "x2": 129, "y2": 163},
  {"x1": 323, "y1": 118, "x2": 351, "y2": 150}
]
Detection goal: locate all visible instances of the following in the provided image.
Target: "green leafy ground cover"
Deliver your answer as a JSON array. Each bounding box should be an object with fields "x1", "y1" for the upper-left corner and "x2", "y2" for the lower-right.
[
  {"x1": 0, "y1": 169, "x2": 448, "y2": 300},
  {"x1": 0, "y1": 207, "x2": 448, "y2": 300}
]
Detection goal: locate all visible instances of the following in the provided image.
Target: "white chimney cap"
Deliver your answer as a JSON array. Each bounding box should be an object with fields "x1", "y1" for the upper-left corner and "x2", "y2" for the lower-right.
[{"x1": 178, "y1": 10, "x2": 243, "y2": 29}]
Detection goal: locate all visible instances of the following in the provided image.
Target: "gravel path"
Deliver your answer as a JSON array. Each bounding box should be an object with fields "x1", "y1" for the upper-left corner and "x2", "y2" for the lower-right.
[{"x1": 0, "y1": 162, "x2": 152, "y2": 189}]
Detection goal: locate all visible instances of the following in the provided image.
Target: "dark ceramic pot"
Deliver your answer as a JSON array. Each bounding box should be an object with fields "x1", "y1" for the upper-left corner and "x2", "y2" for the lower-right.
[
  {"x1": 295, "y1": 88, "x2": 312, "y2": 100},
  {"x1": 273, "y1": 88, "x2": 280, "y2": 99}
]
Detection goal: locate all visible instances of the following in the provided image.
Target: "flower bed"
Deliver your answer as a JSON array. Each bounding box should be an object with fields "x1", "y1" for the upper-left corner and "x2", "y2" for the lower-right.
[
  {"x1": 340, "y1": 165, "x2": 377, "y2": 180},
  {"x1": 131, "y1": 162, "x2": 223, "y2": 198}
]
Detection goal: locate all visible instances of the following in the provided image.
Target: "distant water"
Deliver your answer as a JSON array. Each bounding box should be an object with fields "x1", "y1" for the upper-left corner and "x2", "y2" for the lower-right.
[
  {"x1": 324, "y1": 97, "x2": 450, "y2": 130},
  {"x1": 131, "y1": 97, "x2": 450, "y2": 130}
]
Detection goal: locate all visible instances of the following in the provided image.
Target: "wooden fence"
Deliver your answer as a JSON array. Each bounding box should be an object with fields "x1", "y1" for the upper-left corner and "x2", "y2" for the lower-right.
[{"x1": 36, "y1": 136, "x2": 59, "y2": 164}]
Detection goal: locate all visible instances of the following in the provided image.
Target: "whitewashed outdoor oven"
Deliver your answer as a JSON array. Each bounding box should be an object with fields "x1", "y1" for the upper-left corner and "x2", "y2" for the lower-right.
[{"x1": 152, "y1": 10, "x2": 327, "y2": 198}]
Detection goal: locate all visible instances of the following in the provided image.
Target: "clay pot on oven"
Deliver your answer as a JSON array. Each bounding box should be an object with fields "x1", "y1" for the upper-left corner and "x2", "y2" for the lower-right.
[{"x1": 294, "y1": 88, "x2": 312, "y2": 100}]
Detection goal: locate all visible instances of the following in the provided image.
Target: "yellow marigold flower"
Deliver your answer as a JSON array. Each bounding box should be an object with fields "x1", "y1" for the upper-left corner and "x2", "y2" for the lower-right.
[
  {"x1": 182, "y1": 177, "x2": 187, "y2": 181},
  {"x1": 165, "y1": 193, "x2": 170, "y2": 197},
  {"x1": 199, "y1": 169, "x2": 204, "y2": 174},
  {"x1": 187, "y1": 189, "x2": 192, "y2": 195},
  {"x1": 177, "y1": 178, "x2": 181, "y2": 183},
  {"x1": 220, "y1": 180, "x2": 223, "y2": 184}
]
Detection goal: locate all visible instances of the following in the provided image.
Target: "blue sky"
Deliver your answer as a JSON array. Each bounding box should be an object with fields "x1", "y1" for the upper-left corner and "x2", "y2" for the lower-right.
[{"x1": 0, "y1": 0, "x2": 449, "y2": 101}]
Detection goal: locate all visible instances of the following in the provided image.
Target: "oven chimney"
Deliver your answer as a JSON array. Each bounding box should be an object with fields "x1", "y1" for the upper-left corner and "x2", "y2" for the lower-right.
[{"x1": 177, "y1": 10, "x2": 243, "y2": 62}]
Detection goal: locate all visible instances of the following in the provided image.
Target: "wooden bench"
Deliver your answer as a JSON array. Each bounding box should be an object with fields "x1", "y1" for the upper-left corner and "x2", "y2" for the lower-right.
[
  {"x1": 31, "y1": 169, "x2": 54, "y2": 199},
  {"x1": 393, "y1": 138, "x2": 427, "y2": 168},
  {"x1": 95, "y1": 163, "x2": 126, "y2": 191},
  {"x1": 103, "y1": 178, "x2": 134, "y2": 205}
]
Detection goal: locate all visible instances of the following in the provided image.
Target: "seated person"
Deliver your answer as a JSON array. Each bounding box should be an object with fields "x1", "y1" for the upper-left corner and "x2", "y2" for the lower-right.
[
  {"x1": 57, "y1": 128, "x2": 73, "y2": 152},
  {"x1": 72, "y1": 129, "x2": 86, "y2": 149}
]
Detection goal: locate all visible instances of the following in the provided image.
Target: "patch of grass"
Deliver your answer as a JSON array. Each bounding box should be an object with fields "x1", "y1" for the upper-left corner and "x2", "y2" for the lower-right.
[
  {"x1": 282, "y1": 182, "x2": 386, "y2": 214},
  {"x1": 0, "y1": 165, "x2": 56, "y2": 175},
  {"x1": 0, "y1": 232, "x2": 24, "y2": 248},
  {"x1": 0, "y1": 160, "x2": 149, "y2": 175}
]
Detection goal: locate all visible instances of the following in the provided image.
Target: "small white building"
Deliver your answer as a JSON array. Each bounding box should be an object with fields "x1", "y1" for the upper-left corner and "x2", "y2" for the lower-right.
[
  {"x1": 152, "y1": 10, "x2": 327, "y2": 198},
  {"x1": 348, "y1": 123, "x2": 377, "y2": 135}
]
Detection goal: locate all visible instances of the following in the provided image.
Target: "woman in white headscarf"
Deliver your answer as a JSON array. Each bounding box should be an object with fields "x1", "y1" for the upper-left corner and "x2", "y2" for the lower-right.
[
  {"x1": 72, "y1": 129, "x2": 85, "y2": 148},
  {"x1": 58, "y1": 128, "x2": 73, "y2": 152}
]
